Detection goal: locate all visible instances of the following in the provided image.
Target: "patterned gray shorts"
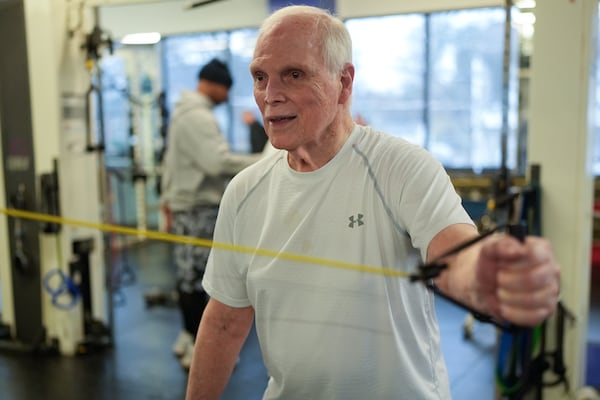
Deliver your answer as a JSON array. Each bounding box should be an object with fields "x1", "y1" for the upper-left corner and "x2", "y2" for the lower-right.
[{"x1": 172, "y1": 205, "x2": 219, "y2": 294}]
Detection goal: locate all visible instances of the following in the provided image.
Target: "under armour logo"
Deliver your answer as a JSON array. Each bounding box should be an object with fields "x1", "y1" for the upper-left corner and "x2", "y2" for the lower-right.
[{"x1": 348, "y1": 214, "x2": 364, "y2": 228}]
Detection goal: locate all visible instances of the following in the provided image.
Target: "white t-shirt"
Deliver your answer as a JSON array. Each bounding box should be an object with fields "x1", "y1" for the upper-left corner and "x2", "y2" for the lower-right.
[{"x1": 203, "y1": 124, "x2": 474, "y2": 399}]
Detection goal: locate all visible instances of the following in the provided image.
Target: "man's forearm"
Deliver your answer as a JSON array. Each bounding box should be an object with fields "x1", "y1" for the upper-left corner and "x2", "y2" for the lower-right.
[
  {"x1": 185, "y1": 300, "x2": 254, "y2": 400},
  {"x1": 429, "y1": 225, "x2": 498, "y2": 318},
  {"x1": 435, "y1": 244, "x2": 492, "y2": 316}
]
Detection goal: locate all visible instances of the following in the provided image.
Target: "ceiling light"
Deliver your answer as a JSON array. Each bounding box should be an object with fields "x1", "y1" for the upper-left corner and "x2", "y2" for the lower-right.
[
  {"x1": 514, "y1": 12, "x2": 536, "y2": 26},
  {"x1": 121, "y1": 32, "x2": 161, "y2": 45},
  {"x1": 515, "y1": 0, "x2": 536, "y2": 10}
]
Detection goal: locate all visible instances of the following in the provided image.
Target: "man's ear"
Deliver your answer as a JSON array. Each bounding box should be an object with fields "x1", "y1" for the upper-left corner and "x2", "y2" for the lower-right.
[{"x1": 338, "y1": 63, "x2": 354, "y2": 104}]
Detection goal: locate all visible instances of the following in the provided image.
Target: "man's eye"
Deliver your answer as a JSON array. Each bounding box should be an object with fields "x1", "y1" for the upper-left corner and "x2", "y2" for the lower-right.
[{"x1": 291, "y1": 71, "x2": 301, "y2": 79}]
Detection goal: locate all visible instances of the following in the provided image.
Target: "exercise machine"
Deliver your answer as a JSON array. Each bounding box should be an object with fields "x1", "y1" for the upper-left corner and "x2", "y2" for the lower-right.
[{"x1": 0, "y1": 0, "x2": 113, "y2": 355}]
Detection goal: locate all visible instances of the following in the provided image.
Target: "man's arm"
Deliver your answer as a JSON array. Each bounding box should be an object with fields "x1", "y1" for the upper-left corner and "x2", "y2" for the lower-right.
[
  {"x1": 180, "y1": 114, "x2": 261, "y2": 177},
  {"x1": 431, "y1": 224, "x2": 560, "y2": 327},
  {"x1": 185, "y1": 298, "x2": 254, "y2": 400}
]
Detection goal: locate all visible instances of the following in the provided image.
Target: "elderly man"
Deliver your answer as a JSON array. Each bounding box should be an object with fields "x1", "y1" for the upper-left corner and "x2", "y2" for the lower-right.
[{"x1": 186, "y1": 6, "x2": 560, "y2": 399}]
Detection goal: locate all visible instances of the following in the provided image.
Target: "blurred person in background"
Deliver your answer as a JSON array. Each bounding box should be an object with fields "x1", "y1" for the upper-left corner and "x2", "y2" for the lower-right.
[{"x1": 160, "y1": 58, "x2": 261, "y2": 370}]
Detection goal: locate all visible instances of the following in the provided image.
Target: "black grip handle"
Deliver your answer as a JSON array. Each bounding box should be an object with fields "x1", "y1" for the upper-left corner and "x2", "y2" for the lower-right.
[{"x1": 507, "y1": 223, "x2": 526, "y2": 242}]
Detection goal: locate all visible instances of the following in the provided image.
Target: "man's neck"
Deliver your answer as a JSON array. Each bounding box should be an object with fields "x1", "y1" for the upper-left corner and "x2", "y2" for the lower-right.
[{"x1": 287, "y1": 116, "x2": 355, "y2": 172}]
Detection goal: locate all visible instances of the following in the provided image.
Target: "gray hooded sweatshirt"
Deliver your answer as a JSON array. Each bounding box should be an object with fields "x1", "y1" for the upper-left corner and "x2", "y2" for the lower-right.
[{"x1": 160, "y1": 90, "x2": 261, "y2": 211}]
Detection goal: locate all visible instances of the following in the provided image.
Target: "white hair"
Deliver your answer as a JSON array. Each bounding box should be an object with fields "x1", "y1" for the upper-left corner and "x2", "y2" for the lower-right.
[{"x1": 257, "y1": 5, "x2": 353, "y2": 75}]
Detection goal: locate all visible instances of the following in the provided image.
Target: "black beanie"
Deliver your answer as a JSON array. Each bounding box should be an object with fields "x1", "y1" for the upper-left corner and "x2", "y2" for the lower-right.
[{"x1": 198, "y1": 58, "x2": 233, "y2": 89}]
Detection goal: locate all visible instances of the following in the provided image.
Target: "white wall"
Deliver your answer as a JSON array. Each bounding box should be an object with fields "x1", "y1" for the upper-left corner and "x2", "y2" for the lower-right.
[
  {"x1": 0, "y1": 99, "x2": 15, "y2": 333},
  {"x1": 99, "y1": 0, "x2": 269, "y2": 38},
  {"x1": 527, "y1": 0, "x2": 597, "y2": 396},
  {"x1": 337, "y1": 0, "x2": 501, "y2": 18},
  {"x1": 98, "y1": 0, "x2": 502, "y2": 39}
]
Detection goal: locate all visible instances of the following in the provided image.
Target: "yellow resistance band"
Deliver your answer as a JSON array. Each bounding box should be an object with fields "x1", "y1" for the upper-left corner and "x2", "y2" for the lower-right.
[{"x1": 0, "y1": 207, "x2": 409, "y2": 279}]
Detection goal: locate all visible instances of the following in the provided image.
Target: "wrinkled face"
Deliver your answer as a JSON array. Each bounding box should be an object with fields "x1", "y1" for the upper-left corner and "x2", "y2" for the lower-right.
[{"x1": 249, "y1": 19, "x2": 343, "y2": 151}]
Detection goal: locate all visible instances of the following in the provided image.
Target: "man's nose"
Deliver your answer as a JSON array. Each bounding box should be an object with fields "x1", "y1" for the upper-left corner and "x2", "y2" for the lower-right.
[{"x1": 264, "y1": 79, "x2": 285, "y2": 104}]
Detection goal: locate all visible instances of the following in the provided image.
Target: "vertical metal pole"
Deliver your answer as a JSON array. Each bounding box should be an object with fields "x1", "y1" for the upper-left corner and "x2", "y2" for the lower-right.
[
  {"x1": 0, "y1": 0, "x2": 44, "y2": 349},
  {"x1": 86, "y1": 6, "x2": 114, "y2": 345},
  {"x1": 423, "y1": 14, "x2": 431, "y2": 151},
  {"x1": 501, "y1": 0, "x2": 512, "y2": 171}
]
